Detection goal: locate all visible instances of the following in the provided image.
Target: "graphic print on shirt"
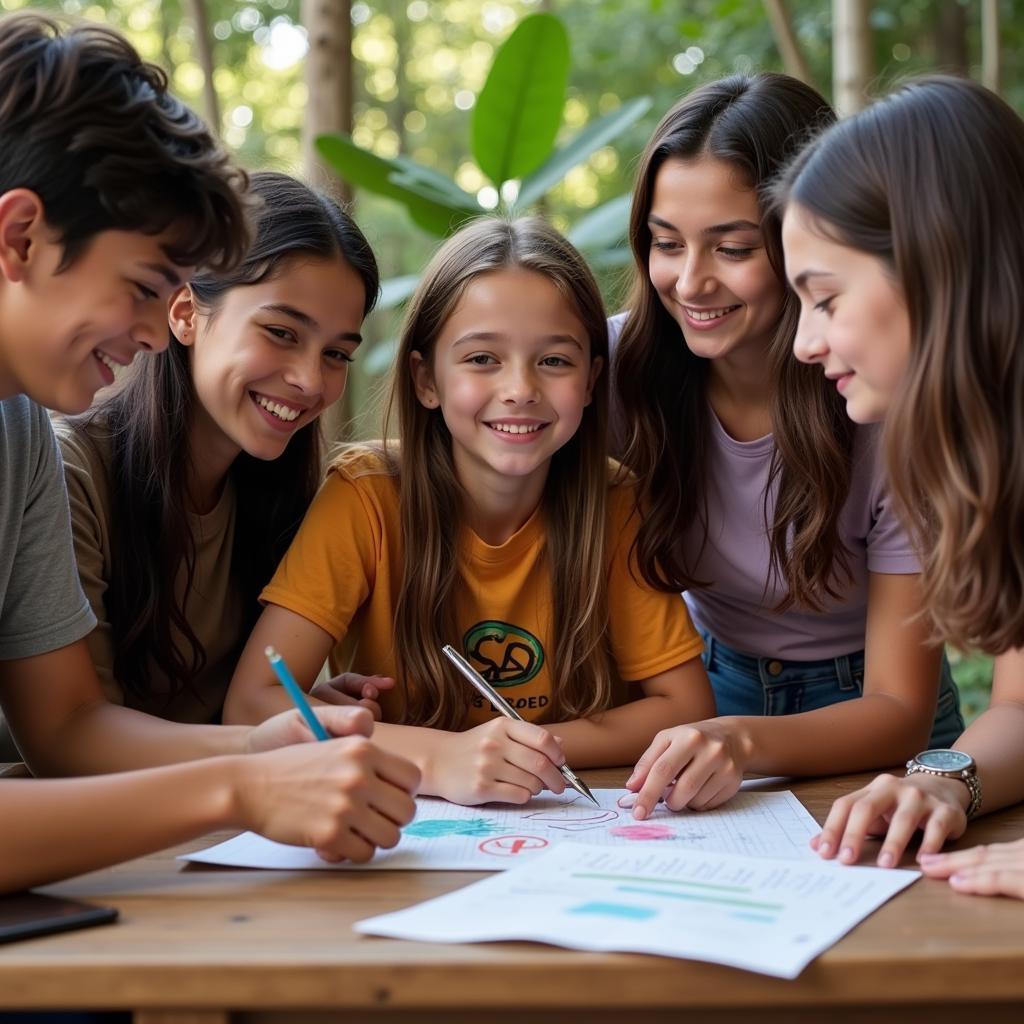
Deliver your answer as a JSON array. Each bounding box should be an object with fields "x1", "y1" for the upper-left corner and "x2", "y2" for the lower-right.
[{"x1": 464, "y1": 620, "x2": 544, "y2": 687}]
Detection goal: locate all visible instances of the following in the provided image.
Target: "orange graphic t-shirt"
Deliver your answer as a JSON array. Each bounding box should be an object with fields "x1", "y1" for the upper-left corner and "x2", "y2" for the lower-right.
[{"x1": 261, "y1": 449, "x2": 703, "y2": 728}]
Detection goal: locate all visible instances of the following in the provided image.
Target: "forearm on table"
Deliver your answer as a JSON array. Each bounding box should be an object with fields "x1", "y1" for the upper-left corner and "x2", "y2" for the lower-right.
[
  {"x1": 369, "y1": 721, "x2": 449, "y2": 791},
  {"x1": 222, "y1": 679, "x2": 324, "y2": 726},
  {"x1": 0, "y1": 758, "x2": 241, "y2": 893},
  {"x1": 734, "y1": 692, "x2": 933, "y2": 776},
  {"x1": 953, "y1": 699, "x2": 1024, "y2": 815},
  {"x1": 34, "y1": 700, "x2": 250, "y2": 775}
]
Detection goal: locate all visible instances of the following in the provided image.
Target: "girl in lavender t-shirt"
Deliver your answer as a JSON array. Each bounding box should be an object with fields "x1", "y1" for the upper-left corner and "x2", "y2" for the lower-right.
[{"x1": 612, "y1": 73, "x2": 962, "y2": 821}]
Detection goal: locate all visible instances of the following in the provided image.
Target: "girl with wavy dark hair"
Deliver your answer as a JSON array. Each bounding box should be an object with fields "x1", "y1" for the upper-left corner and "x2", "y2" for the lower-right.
[
  {"x1": 778, "y1": 76, "x2": 1024, "y2": 899},
  {"x1": 54, "y1": 171, "x2": 385, "y2": 725},
  {"x1": 615, "y1": 73, "x2": 963, "y2": 821}
]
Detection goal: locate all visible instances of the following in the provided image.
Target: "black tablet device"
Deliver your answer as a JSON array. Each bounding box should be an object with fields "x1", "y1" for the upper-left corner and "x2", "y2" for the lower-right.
[{"x1": 0, "y1": 891, "x2": 118, "y2": 944}]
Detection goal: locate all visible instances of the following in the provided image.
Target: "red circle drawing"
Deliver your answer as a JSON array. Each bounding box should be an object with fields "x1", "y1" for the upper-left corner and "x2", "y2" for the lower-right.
[{"x1": 478, "y1": 835, "x2": 549, "y2": 856}]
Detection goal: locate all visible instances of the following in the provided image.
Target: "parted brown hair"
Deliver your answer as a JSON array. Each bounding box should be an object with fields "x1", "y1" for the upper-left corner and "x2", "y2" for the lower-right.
[
  {"x1": 86, "y1": 172, "x2": 379, "y2": 706},
  {"x1": 380, "y1": 217, "x2": 613, "y2": 729},
  {"x1": 0, "y1": 10, "x2": 249, "y2": 271},
  {"x1": 614, "y1": 73, "x2": 853, "y2": 610},
  {"x1": 775, "y1": 76, "x2": 1024, "y2": 653}
]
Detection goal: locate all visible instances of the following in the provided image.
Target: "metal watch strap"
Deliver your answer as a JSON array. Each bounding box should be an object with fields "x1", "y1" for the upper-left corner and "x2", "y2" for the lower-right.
[{"x1": 905, "y1": 762, "x2": 982, "y2": 820}]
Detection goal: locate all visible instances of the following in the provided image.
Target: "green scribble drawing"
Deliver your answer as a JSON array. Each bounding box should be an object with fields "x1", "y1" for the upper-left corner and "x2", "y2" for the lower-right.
[{"x1": 404, "y1": 818, "x2": 504, "y2": 838}]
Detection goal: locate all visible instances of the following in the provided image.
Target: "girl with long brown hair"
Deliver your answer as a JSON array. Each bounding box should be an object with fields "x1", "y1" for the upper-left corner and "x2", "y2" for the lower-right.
[
  {"x1": 778, "y1": 76, "x2": 1024, "y2": 899},
  {"x1": 52, "y1": 171, "x2": 388, "y2": 728},
  {"x1": 225, "y1": 217, "x2": 715, "y2": 806},
  {"x1": 615, "y1": 73, "x2": 962, "y2": 821}
]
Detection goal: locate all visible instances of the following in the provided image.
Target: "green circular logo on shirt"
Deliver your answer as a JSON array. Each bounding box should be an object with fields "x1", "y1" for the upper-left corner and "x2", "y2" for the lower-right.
[{"x1": 463, "y1": 620, "x2": 544, "y2": 687}]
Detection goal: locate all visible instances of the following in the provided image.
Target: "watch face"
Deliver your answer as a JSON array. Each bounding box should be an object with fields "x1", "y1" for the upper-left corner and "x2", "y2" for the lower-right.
[{"x1": 917, "y1": 749, "x2": 972, "y2": 771}]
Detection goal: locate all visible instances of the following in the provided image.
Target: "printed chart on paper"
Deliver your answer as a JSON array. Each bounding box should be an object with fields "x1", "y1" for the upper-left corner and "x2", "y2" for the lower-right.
[{"x1": 182, "y1": 787, "x2": 820, "y2": 871}]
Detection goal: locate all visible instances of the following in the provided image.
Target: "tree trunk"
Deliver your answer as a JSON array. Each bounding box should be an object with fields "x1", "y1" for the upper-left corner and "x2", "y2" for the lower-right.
[
  {"x1": 935, "y1": 0, "x2": 968, "y2": 75},
  {"x1": 301, "y1": 0, "x2": 354, "y2": 199},
  {"x1": 301, "y1": 0, "x2": 356, "y2": 444},
  {"x1": 184, "y1": 0, "x2": 219, "y2": 134},
  {"x1": 762, "y1": 0, "x2": 813, "y2": 86},
  {"x1": 391, "y1": 6, "x2": 411, "y2": 153},
  {"x1": 981, "y1": 0, "x2": 1001, "y2": 93},
  {"x1": 832, "y1": 0, "x2": 872, "y2": 116}
]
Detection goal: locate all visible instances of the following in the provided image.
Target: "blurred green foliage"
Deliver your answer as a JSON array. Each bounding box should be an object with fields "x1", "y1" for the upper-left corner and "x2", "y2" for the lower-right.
[
  {"x1": 7, "y1": 0, "x2": 1019, "y2": 426},
  {"x1": 949, "y1": 651, "x2": 994, "y2": 723},
  {"x1": 14, "y1": 0, "x2": 1021, "y2": 278}
]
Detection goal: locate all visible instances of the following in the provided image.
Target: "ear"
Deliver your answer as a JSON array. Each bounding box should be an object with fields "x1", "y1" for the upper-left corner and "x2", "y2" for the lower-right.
[
  {"x1": 168, "y1": 285, "x2": 198, "y2": 346},
  {"x1": 409, "y1": 349, "x2": 439, "y2": 409},
  {"x1": 584, "y1": 355, "x2": 605, "y2": 407},
  {"x1": 0, "y1": 189, "x2": 48, "y2": 284}
]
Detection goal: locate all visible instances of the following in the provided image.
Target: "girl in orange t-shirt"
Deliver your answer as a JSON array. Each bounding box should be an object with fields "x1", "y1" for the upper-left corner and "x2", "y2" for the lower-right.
[{"x1": 225, "y1": 217, "x2": 716, "y2": 806}]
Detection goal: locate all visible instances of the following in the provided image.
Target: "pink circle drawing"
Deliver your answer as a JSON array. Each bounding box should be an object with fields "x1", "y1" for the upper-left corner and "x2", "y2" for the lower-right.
[
  {"x1": 478, "y1": 835, "x2": 549, "y2": 856},
  {"x1": 610, "y1": 823, "x2": 676, "y2": 841}
]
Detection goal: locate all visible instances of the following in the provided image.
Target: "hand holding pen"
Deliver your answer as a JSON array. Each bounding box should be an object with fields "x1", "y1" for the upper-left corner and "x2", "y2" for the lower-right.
[{"x1": 442, "y1": 644, "x2": 598, "y2": 806}]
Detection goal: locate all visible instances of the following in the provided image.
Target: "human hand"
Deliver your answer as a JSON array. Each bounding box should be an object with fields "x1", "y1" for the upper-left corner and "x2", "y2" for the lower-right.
[
  {"x1": 622, "y1": 719, "x2": 749, "y2": 820},
  {"x1": 811, "y1": 772, "x2": 968, "y2": 867},
  {"x1": 430, "y1": 718, "x2": 567, "y2": 805},
  {"x1": 234, "y1": 736, "x2": 420, "y2": 863},
  {"x1": 918, "y1": 838, "x2": 1024, "y2": 898},
  {"x1": 310, "y1": 672, "x2": 396, "y2": 721},
  {"x1": 245, "y1": 704, "x2": 374, "y2": 754}
]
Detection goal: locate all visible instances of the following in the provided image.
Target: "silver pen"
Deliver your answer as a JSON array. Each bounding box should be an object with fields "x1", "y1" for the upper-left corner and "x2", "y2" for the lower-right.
[{"x1": 442, "y1": 643, "x2": 598, "y2": 806}]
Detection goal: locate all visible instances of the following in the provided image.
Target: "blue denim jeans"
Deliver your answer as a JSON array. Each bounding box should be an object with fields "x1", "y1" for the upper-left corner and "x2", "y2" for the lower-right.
[{"x1": 700, "y1": 630, "x2": 964, "y2": 749}]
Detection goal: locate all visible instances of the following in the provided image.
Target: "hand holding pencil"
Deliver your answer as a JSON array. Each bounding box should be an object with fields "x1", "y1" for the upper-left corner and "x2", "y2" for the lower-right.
[{"x1": 441, "y1": 644, "x2": 597, "y2": 806}]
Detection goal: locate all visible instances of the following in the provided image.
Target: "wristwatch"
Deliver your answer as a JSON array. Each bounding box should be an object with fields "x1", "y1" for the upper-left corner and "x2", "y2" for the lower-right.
[{"x1": 905, "y1": 749, "x2": 982, "y2": 820}]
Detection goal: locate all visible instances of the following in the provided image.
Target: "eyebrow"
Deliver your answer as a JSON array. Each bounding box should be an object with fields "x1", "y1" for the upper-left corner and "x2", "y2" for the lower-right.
[
  {"x1": 140, "y1": 261, "x2": 184, "y2": 287},
  {"x1": 258, "y1": 303, "x2": 363, "y2": 343},
  {"x1": 452, "y1": 330, "x2": 584, "y2": 351},
  {"x1": 792, "y1": 269, "x2": 836, "y2": 289},
  {"x1": 648, "y1": 214, "x2": 761, "y2": 235}
]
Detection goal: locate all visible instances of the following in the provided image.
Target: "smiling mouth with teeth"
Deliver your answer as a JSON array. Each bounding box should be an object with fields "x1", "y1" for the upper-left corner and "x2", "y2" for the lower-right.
[
  {"x1": 252, "y1": 393, "x2": 303, "y2": 423},
  {"x1": 487, "y1": 422, "x2": 546, "y2": 434},
  {"x1": 95, "y1": 350, "x2": 120, "y2": 374},
  {"x1": 685, "y1": 305, "x2": 741, "y2": 321}
]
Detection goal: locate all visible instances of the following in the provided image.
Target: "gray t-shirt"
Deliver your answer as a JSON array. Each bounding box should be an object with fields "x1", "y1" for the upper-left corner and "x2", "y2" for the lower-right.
[
  {"x1": 608, "y1": 312, "x2": 918, "y2": 661},
  {"x1": 0, "y1": 396, "x2": 96, "y2": 660}
]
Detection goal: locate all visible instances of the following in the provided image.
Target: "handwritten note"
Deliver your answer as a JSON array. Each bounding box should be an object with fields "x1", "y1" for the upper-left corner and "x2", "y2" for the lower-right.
[
  {"x1": 182, "y1": 788, "x2": 819, "y2": 871},
  {"x1": 356, "y1": 841, "x2": 919, "y2": 978}
]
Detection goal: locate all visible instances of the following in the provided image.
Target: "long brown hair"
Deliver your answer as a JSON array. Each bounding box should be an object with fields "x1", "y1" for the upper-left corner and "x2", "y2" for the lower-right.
[
  {"x1": 91, "y1": 172, "x2": 379, "y2": 705},
  {"x1": 775, "y1": 76, "x2": 1024, "y2": 652},
  {"x1": 614, "y1": 73, "x2": 853, "y2": 611},
  {"x1": 380, "y1": 217, "x2": 613, "y2": 729}
]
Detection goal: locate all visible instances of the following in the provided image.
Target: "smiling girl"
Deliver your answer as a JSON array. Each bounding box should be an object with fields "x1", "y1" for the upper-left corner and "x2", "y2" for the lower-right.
[
  {"x1": 224, "y1": 217, "x2": 715, "y2": 805},
  {"x1": 54, "y1": 171, "x2": 383, "y2": 724},
  {"x1": 777, "y1": 76, "x2": 1024, "y2": 897},
  {"x1": 613, "y1": 73, "x2": 963, "y2": 820}
]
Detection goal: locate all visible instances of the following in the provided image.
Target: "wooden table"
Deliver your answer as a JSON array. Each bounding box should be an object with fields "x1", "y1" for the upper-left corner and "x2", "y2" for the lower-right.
[{"x1": 2, "y1": 768, "x2": 1024, "y2": 1024}]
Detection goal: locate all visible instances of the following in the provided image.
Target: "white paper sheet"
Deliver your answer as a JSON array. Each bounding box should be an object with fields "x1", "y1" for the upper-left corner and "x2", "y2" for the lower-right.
[
  {"x1": 355, "y1": 841, "x2": 919, "y2": 978},
  {"x1": 181, "y1": 787, "x2": 820, "y2": 871}
]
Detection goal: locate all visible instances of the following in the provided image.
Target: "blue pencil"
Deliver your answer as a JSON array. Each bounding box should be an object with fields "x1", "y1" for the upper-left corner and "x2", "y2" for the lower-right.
[{"x1": 264, "y1": 645, "x2": 330, "y2": 741}]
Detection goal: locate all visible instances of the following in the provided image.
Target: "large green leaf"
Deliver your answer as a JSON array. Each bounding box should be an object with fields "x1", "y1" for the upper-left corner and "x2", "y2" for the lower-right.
[
  {"x1": 388, "y1": 170, "x2": 481, "y2": 219},
  {"x1": 514, "y1": 96, "x2": 652, "y2": 211},
  {"x1": 364, "y1": 337, "x2": 400, "y2": 376},
  {"x1": 315, "y1": 134, "x2": 466, "y2": 237},
  {"x1": 471, "y1": 13, "x2": 569, "y2": 186},
  {"x1": 377, "y1": 274, "x2": 421, "y2": 311},
  {"x1": 587, "y1": 246, "x2": 634, "y2": 271},
  {"x1": 567, "y1": 194, "x2": 632, "y2": 251},
  {"x1": 393, "y1": 157, "x2": 481, "y2": 212}
]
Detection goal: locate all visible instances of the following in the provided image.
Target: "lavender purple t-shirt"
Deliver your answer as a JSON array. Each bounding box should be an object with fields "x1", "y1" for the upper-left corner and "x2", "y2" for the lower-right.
[{"x1": 608, "y1": 312, "x2": 919, "y2": 661}]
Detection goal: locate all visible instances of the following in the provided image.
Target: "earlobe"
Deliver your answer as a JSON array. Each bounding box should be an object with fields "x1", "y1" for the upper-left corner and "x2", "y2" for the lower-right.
[
  {"x1": 409, "y1": 349, "x2": 439, "y2": 409},
  {"x1": 0, "y1": 189, "x2": 47, "y2": 284},
  {"x1": 168, "y1": 285, "x2": 198, "y2": 346}
]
